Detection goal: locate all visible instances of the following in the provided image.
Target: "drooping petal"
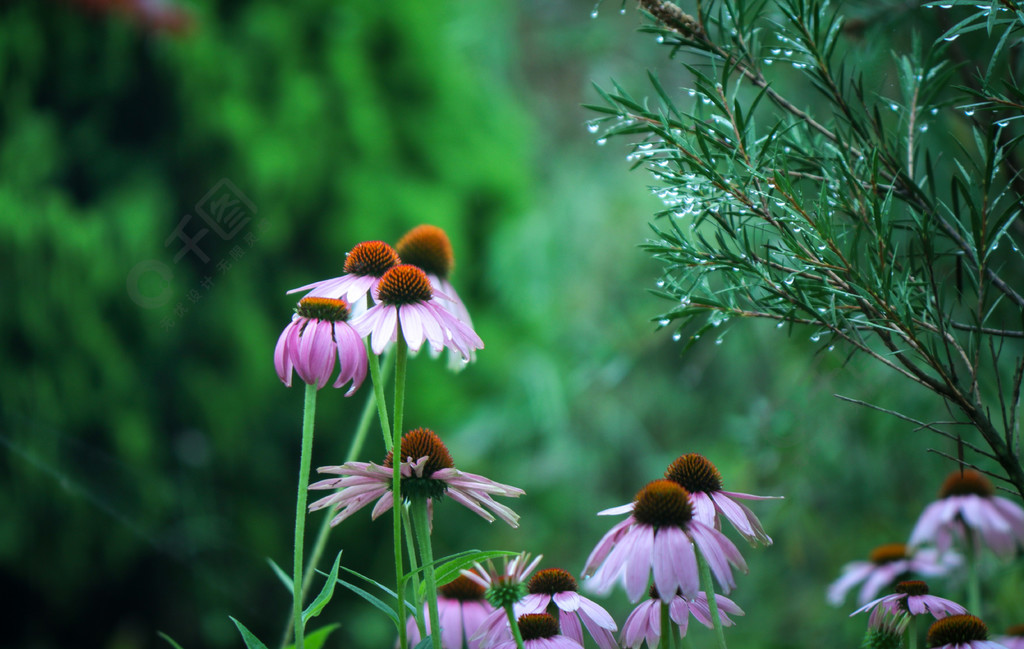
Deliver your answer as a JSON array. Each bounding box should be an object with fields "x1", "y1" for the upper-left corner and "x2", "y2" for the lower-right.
[
  {"x1": 399, "y1": 303, "x2": 426, "y2": 352},
  {"x1": 274, "y1": 321, "x2": 296, "y2": 386},
  {"x1": 625, "y1": 524, "x2": 655, "y2": 602}
]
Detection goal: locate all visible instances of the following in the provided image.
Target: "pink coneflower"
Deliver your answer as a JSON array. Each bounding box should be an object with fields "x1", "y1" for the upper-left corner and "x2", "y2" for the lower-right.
[
  {"x1": 620, "y1": 586, "x2": 744, "y2": 649},
  {"x1": 396, "y1": 224, "x2": 477, "y2": 369},
  {"x1": 273, "y1": 296, "x2": 368, "y2": 393},
  {"x1": 288, "y1": 240, "x2": 401, "y2": 306},
  {"x1": 994, "y1": 625, "x2": 1024, "y2": 649},
  {"x1": 308, "y1": 428, "x2": 523, "y2": 527},
  {"x1": 514, "y1": 569, "x2": 618, "y2": 649},
  {"x1": 351, "y1": 264, "x2": 483, "y2": 361},
  {"x1": 827, "y1": 543, "x2": 961, "y2": 606},
  {"x1": 909, "y1": 469, "x2": 1024, "y2": 559},
  {"x1": 926, "y1": 615, "x2": 1009, "y2": 649},
  {"x1": 490, "y1": 614, "x2": 584, "y2": 649},
  {"x1": 464, "y1": 553, "x2": 542, "y2": 647},
  {"x1": 602, "y1": 454, "x2": 779, "y2": 546},
  {"x1": 406, "y1": 574, "x2": 495, "y2": 649},
  {"x1": 852, "y1": 580, "x2": 967, "y2": 623},
  {"x1": 583, "y1": 480, "x2": 748, "y2": 603}
]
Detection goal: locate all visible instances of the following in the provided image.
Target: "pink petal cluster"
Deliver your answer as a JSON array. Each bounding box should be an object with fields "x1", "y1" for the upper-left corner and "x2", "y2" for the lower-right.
[
  {"x1": 620, "y1": 592, "x2": 744, "y2": 649},
  {"x1": 273, "y1": 303, "x2": 367, "y2": 393},
  {"x1": 352, "y1": 286, "x2": 482, "y2": 360},
  {"x1": 308, "y1": 456, "x2": 523, "y2": 527}
]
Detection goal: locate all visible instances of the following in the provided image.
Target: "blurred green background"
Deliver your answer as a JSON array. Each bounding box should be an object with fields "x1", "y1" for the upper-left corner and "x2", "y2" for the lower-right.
[{"x1": 1, "y1": 1, "x2": 1021, "y2": 648}]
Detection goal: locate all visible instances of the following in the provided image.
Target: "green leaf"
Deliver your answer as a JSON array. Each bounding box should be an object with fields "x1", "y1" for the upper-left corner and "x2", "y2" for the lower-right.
[
  {"x1": 336, "y1": 577, "x2": 402, "y2": 629},
  {"x1": 417, "y1": 550, "x2": 518, "y2": 599},
  {"x1": 266, "y1": 557, "x2": 294, "y2": 592},
  {"x1": 157, "y1": 632, "x2": 187, "y2": 649},
  {"x1": 284, "y1": 624, "x2": 341, "y2": 649},
  {"x1": 229, "y1": 617, "x2": 270, "y2": 649},
  {"x1": 302, "y1": 551, "x2": 343, "y2": 626}
]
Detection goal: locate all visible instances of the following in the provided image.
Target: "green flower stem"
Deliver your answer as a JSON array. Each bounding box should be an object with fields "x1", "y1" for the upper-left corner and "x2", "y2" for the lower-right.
[
  {"x1": 966, "y1": 533, "x2": 981, "y2": 615},
  {"x1": 290, "y1": 382, "x2": 318, "y2": 649},
  {"x1": 503, "y1": 602, "x2": 526, "y2": 649},
  {"x1": 367, "y1": 340, "x2": 393, "y2": 451},
  {"x1": 284, "y1": 351, "x2": 395, "y2": 649},
  {"x1": 411, "y1": 497, "x2": 442, "y2": 649},
  {"x1": 660, "y1": 600, "x2": 674, "y2": 649},
  {"x1": 908, "y1": 613, "x2": 918, "y2": 649},
  {"x1": 697, "y1": 551, "x2": 728, "y2": 649},
  {"x1": 392, "y1": 330, "x2": 410, "y2": 649},
  {"x1": 403, "y1": 506, "x2": 427, "y2": 639}
]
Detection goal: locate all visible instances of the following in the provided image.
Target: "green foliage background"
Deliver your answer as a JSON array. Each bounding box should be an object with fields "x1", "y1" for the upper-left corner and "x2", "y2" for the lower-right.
[{"x1": 0, "y1": 1, "x2": 1020, "y2": 648}]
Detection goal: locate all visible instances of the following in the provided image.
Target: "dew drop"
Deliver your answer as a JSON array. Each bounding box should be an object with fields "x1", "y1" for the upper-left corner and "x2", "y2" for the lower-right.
[
  {"x1": 776, "y1": 321, "x2": 785, "y2": 328},
  {"x1": 930, "y1": 107, "x2": 939, "y2": 115},
  {"x1": 672, "y1": 332, "x2": 682, "y2": 341},
  {"x1": 596, "y1": 138, "x2": 608, "y2": 146},
  {"x1": 919, "y1": 124, "x2": 929, "y2": 132},
  {"x1": 658, "y1": 318, "x2": 671, "y2": 326},
  {"x1": 890, "y1": 103, "x2": 899, "y2": 112},
  {"x1": 620, "y1": 6, "x2": 627, "y2": 13},
  {"x1": 810, "y1": 333, "x2": 821, "y2": 342},
  {"x1": 943, "y1": 33, "x2": 960, "y2": 41},
  {"x1": 591, "y1": 8, "x2": 599, "y2": 18}
]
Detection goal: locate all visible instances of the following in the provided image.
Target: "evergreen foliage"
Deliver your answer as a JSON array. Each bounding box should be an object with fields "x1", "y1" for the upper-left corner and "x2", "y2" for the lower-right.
[{"x1": 590, "y1": 0, "x2": 1024, "y2": 497}]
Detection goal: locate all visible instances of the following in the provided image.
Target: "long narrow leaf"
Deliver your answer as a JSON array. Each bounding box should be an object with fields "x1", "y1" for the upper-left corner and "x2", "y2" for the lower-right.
[
  {"x1": 229, "y1": 617, "x2": 270, "y2": 649},
  {"x1": 302, "y1": 551, "x2": 343, "y2": 625}
]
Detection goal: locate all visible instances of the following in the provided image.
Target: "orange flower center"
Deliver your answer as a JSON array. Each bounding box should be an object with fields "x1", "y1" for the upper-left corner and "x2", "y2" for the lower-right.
[
  {"x1": 377, "y1": 264, "x2": 433, "y2": 305},
  {"x1": 343, "y1": 240, "x2": 400, "y2": 277},
  {"x1": 528, "y1": 568, "x2": 578, "y2": 595},
  {"x1": 295, "y1": 297, "x2": 350, "y2": 321},
  {"x1": 939, "y1": 469, "x2": 994, "y2": 498},
  {"x1": 517, "y1": 614, "x2": 559, "y2": 641},
  {"x1": 927, "y1": 615, "x2": 988, "y2": 647},
  {"x1": 665, "y1": 453, "x2": 723, "y2": 493},
  {"x1": 633, "y1": 479, "x2": 694, "y2": 528},
  {"x1": 894, "y1": 580, "x2": 929, "y2": 596},
  {"x1": 868, "y1": 543, "x2": 908, "y2": 564},
  {"x1": 439, "y1": 575, "x2": 486, "y2": 601},
  {"x1": 396, "y1": 224, "x2": 455, "y2": 279}
]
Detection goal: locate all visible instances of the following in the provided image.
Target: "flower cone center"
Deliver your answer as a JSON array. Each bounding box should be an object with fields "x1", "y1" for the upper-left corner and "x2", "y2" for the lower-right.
[
  {"x1": 396, "y1": 224, "x2": 455, "y2": 279},
  {"x1": 485, "y1": 576, "x2": 528, "y2": 608},
  {"x1": 377, "y1": 264, "x2": 433, "y2": 305},
  {"x1": 939, "y1": 469, "x2": 994, "y2": 497},
  {"x1": 295, "y1": 297, "x2": 350, "y2": 321},
  {"x1": 383, "y1": 428, "x2": 454, "y2": 473},
  {"x1": 383, "y1": 428, "x2": 454, "y2": 500},
  {"x1": 528, "y1": 568, "x2": 578, "y2": 595},
  {"x1": 895, "y1": 580, "x2": 929, "y2": 596},
  {"x1": 439, "y1": 575, "x2": 486, "y2": 601},
  {"x1": 633, "y1": 480, "x2": 694, "y2": 528},
  {"x1": 868, "y1": 543, "x2": 908, "y2": 564},
  {"x1": 927, "y1": 615, "x2": 988, "y2": 647},
  {"x1": 343, "y1": 240, "x2": 400, "y2": 277},
  {"x1": 517, "y1": 614, "x2": 559, "y2": 641},
  {"x1": 665, "y1": 453, "x2": 723, "y2": 493},
  {"x1": 1006, "y1": 624, "x2": 1024, "y2": 637}
]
